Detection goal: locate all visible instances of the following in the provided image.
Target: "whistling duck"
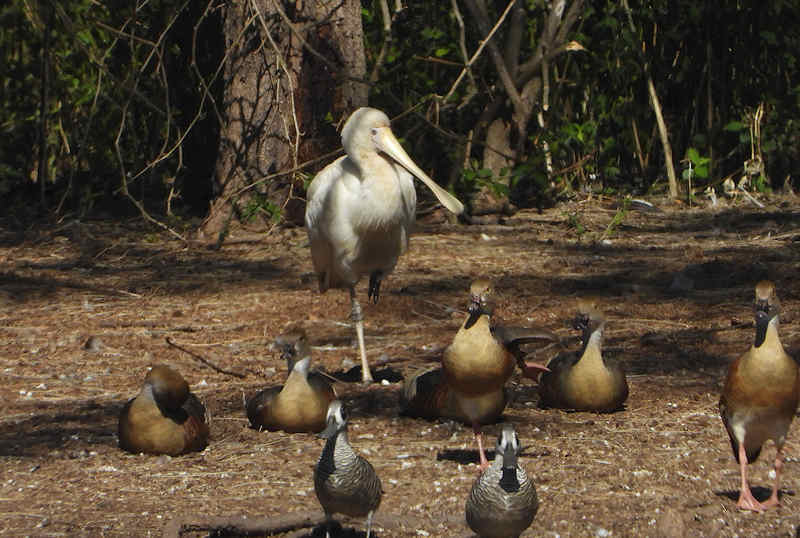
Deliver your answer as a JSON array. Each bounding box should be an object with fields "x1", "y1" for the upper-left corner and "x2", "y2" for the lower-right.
[
  {"x1": 246, "y1": 329, "x2": 336, "y2": 433},
  {"x1": 118, "y1": 365, "x2": 209, "y2": 456},
  {"x1": 314, "y1": 400, "x2": 383, "y2": 538},
  {"x1": 402, "y1": 365, "x2": 507, "y2": 425},
  {"x1": 466, "y1": 424, "x2": 539, "y2": 537},
  {"x1": 538, "y1": 301, "x2": 628, "y2": 412},
  {"x1": 719, "y1": 281, "x2": 799, "y2": 512},
  {"x1": 442, "y1": 280, "x2": 551, "y2": 469}
]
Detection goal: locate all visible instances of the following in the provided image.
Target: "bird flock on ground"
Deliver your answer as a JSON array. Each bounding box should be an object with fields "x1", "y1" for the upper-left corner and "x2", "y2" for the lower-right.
[{"x1": 117, "y1": 108, "x2": 800, "y2": 537}]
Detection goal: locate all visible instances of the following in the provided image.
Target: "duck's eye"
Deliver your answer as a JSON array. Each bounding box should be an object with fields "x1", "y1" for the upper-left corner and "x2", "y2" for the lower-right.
[{"x1": 370, "y1": 127, "x2": 378, "y2": 136}]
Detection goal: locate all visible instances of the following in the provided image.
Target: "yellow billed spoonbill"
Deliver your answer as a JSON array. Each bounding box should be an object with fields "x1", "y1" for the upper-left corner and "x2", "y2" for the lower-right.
[{"x1": 305, "y1": 107, "x2": 464, "y2": 383}]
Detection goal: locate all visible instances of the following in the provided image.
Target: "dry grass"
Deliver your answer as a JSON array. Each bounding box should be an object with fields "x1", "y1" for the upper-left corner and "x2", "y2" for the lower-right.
[{"x1": 2, "y1": 197, "x2": 800, "y2": 537}]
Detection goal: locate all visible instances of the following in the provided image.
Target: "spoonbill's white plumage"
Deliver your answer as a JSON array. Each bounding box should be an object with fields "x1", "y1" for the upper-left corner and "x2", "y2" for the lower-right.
[{"x1": 305, "y1": 107, "x2": 463, "y2": 383}]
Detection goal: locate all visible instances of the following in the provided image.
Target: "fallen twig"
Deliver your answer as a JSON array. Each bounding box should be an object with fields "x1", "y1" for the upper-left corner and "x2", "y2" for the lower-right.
[
  {"x1": 165, "y1": 336, "x2": 247, "y2": 378},
  {"x1": 163, "y1": 510, "x2": 428, "y2": 537},
  {"x1": 163, "y1": 511, "x2": 325, "y2": 537}
]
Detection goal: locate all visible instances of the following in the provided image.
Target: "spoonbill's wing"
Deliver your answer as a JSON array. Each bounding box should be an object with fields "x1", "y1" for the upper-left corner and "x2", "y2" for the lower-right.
[{"x1": 305, "y1": 156, "x2": 350, "y2": 292}]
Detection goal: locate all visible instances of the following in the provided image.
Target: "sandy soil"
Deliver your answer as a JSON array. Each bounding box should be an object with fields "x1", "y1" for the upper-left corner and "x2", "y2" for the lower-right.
[{"x1": 2, "y1": 195, "x2": 800, "y2": 537}]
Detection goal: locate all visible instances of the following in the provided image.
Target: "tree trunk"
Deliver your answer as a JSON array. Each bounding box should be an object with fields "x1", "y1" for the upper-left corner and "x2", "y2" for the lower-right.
[
  {"x1": 461, "y1": 0, "x2": 584, "y2": 212},
  {"x1": 199, "y1": 0, "x2": 367, "y2": 244}
]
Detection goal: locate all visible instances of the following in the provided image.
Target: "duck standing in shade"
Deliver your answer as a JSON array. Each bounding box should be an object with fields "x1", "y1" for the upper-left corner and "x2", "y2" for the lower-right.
[
  {"x1": 466, "y1": 424, "x2": 539, "y2": 538},
  {"x1": 246, "y1": 329, "x2": 336, "y2": 433},
  {"x1": 719, "y1": 281, "x2": 800, "y2": 512},
  {"x1": 314, "y1": 400, "x2": 382, "y2": 538},
  {"x1": 441, "y1": 280, "x2": 552, "y2": 469},
  {"x1": 538, "y1": 301, "x2": 628, "y2": 412},
  {"x1": 118, "y1": 365, "x2": 209, "y2": 456}
]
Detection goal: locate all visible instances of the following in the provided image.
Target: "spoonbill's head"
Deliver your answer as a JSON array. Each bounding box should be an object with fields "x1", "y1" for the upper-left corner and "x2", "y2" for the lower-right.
[{"x1": 341, "y1": 107, "x2": 464, "y2": 215}]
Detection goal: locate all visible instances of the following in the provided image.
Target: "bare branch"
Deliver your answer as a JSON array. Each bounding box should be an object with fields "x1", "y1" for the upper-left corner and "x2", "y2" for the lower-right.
[
  {"x1": 503, "y1": 0, "x2": 525, "y2": 77},
  {"x1": 443, "y1": 0, "x2": 517, "y2": 105},
  {"x1": 166, "y1": 337, "x2": 247, "y2": 379},
  {"x1": 449, "y1": 0, "x2": 478, "y2": 104},
  {"x1": 370, "y1": 0, "x2": 394, "y2": 82},
  {"x1": 517, "y1": 0, "x2": 584, "y2": 86}
]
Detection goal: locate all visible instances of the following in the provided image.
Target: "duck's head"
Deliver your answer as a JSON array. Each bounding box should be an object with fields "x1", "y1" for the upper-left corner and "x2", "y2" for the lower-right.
[
  {"x1": 497, "y1": 424, "x2": 521, "y2": 468},
  {"x1": 573, "y1": 300, "x2": 605, "y2": 339},
  {"x1": 754, "y1": 280, "x2": 780, "y2": 346},
  {"x1": 754, "y1": 280, "x2": 780, "y2": 323},
  {"x1": 465, "y1": 279, "x2": 495, "y2": 330},
  {"x1": 144, "y1": 365, "x2": 190, "y2": 412},
  {"x1": 318, "y1": 400, "x2": 347, "y2": 440},
  {"x1": 496, "y1": 424, "x2": 523, "y2": 491},
  {"x1": 274, "y1": 328, "x2": 311, "y2": 371}
]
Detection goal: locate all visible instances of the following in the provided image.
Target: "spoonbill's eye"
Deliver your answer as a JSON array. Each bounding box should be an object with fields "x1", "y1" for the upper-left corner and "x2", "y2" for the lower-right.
[{"x1": 371, "y1": 127, "x2": 378, "y2": 136}]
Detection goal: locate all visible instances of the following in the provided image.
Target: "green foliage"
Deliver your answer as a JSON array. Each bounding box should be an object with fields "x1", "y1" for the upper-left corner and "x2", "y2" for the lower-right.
[
  {"x1": 4, "y1": 0, "x2": 800, "y2": 223},
  {"x1": 602, "y1": 198, "x2": 629, "y2": 240},
  {"x1": 1, "y1": 0, "x2": 221, "y2": 220},
  {"x1": 241, "y1": 193, "x2": 282, "y2": 224},
  {"x1": 563, "y1": 210, "x2": 586, "y2": 241},
  {"x1": 461, "y1": 164, "x2": 510, "y2": 199},
  {"x1": 683, "y1": 148, "x2": 710, "y2": 180}
]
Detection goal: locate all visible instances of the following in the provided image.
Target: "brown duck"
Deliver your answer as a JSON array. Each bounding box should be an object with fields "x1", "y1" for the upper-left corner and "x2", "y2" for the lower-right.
[
  {"x1": 538, "y1": 302, "x2": 628, "y2": 412},
  {"x1": 402, "y1": 366, "x2": 507, "y2": 426},
  {"x1": 719, "y1": 281, "x2": 799, "y2": 512},
  {"x1": 246, "y1": 329, "x2": 336, "y2": 433},
  {"x1": 441, "y1": 280, "x2": 552, "y2": 468},
  {"x1": 118, "y1": 365, "x2": 209, "y2": 456}
]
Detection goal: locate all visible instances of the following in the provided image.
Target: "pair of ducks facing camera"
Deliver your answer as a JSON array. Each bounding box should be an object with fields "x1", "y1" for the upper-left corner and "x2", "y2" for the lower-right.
[{"x1": 118, "y1": 280, "x2": 799, "y2": 536}]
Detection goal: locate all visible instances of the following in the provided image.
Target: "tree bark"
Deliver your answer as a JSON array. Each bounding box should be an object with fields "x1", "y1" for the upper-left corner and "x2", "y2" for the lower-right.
[{"x1": 200, "y1": 0, "x2": 367, "y2": 244}]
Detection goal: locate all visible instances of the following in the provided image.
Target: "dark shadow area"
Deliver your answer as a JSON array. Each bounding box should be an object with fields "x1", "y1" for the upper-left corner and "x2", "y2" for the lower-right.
[
  {"x1": 202, "y1": 520, "x2": 374, "y2": 538},
  {"x1": 305, "y1": 522, "x2": 374, "y2": 538},
  {"x1": 714, "y1": 486, "x2": 794, "y2": 503},
  {"x1": 334, "y1": 365, "x2": 404, "y2": 384},
  {"x1": 437, "y1": 444, "x2": 542, "y2": 465},
  {"x1": 437, "y1": 448, "x2": 484, "y2": 466},
  {"x1": 0, "y1": 398, "x2": 123, "y2": 458},
  {"x1": 340, "y1": 383, "x2": 402, "y2": 419}
]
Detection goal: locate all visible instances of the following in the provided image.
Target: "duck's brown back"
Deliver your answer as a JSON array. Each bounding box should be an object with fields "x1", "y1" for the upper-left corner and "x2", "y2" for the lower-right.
[{"x1": 118, "y1": 393, "x2": 208, "y2": 456}]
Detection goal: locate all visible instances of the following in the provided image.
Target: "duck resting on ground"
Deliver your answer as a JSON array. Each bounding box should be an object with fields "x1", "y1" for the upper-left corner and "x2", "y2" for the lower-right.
[
  {"x1": 538, "y1": 301, "x2": 628, "y2": 412},
  {"x1": 118, "y1": 364, "x2": 209, "y2": 456},
  {"x1": 246, "y1": 329, "x2": 336, "y2": 433}
]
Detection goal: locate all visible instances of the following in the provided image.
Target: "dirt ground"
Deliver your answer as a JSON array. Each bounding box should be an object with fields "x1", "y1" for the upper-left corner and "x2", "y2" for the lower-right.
[{"x1": 2, "y1": 195, "x2": 800, "y2": 537}]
